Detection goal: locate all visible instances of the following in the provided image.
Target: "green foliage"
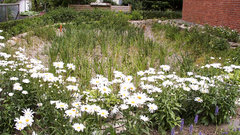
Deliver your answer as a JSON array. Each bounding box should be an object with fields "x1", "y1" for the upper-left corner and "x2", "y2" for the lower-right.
[
  {"x1": 122, "y1": 0, "x2": 183, "y2": 11},
  {"x1": 0, "y1": 8, "x2": 77, "y2": 40},
  {"x1": 74, "y1": 10, "x2": 131, "y2": 31},
  {"x1": 44, "y1": 7, "x2": 78, "y2": 23},
  {"x1": 151, "y1": 89, "x2": 182, "y2": 130},
  {"x1": 0, "y1": 66, "x2": 40, "y2": 133},
  {"x1": 142, "y1": 10, "x2": 182, "y2": 19},
  {"x1": 31, "y1": 0, "x2": 72, "y2": 10},
  {"x1": 20, "y1": 11, "x2": 39, "y2": 16},
  {"x1": 152, "y1": 23, "x2": 230, "y2": 56},
  {"x1": 204, "y1": 25, "x2": 240, "y2": 43},
  {"x1": 0, "y1": 16, "x2": 51, "y2": 40},
  {"x1": 142, "y1": 0, "x2": 170, "y2": 11},
  {"x1": 122, "y1": 0, "x2": 143, "y2": 10},
  {"x1": 32, "y1": 26, "x2": 56, "y2": 41},
  {"x1": 2, "y1": 0, "x2": 18, "y2": 3},
  {"x1": 130, "y1": 10, "x2": 143, "y2": 20},
  {"x1": 229, "y1": 47, "x2": 240, "y2": 64},
  {"x1": 181, "y1": 80, "x2": 238, "y2": 125},
  {"x1": 46, "y1": 23, "x2": 165, "y2": 87}
]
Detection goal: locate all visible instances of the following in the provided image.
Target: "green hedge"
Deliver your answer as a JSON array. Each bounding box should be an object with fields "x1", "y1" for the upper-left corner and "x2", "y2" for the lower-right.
[{"x1": 142, "y1": 10, "x2": 182, "y2": 19}]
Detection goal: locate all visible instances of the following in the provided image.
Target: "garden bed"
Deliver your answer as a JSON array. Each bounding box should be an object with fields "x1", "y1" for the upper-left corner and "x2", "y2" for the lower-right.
[{"x1": 0, "y1": 8, "x2": 240, "y2": 135}]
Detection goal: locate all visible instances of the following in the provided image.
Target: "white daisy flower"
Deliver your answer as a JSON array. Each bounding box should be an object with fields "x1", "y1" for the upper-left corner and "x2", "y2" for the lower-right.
[
  {"x1": 66, "y1": 76, "x2": 77, "y2": 82},
  {"x1": 53, "y1": 62, "x2": 64, "y2": 69},
  {"x1": 22, "y1": 79, "x2": 30, "y2": 83},
  {"x1": 0, "y1": 36, "x2": 4, "y2": 40},
  {"x1": 15, "y1": 123, "x2": 26, "y2": 131},
  {"x1": 127, "y1": 97, "x2": 139, "y2": 107},
  {"x1": 99, "y1": 86, "x2": 111, "y2": 95},
  {"x1": 67, "y1": 63, "x2": 76, "y2": 70},
  {"x1": 120, "y1": 104, "x2": 129, "y2": 110},
  {"x1": 8, "y1": 92, "x2": 14, "y2": 96},
  {"x1": 97, "y1": 109, "x2": 109, "y2": 118},
  {"x1": 147, "y1": 103, "x2": 158, "y2": 113},
  {"x1": 140, "y1": 115, "x2": 149, "y2": 122},
  {"x1": 194, "y1": 97, "x2": 203, "y2": 103},
  {"x1": 22, "y1": 91, "x2": 28, "y2": 94},
  {"x1": 160, "y1": 65, "x2": 170, "y2": 71},
  {"x1": 56, "y1": 102, "x2": 68, "y2": 110},
  {"x1": 22, "y1": 108, "x2": 34, "y2": 117},
  {"x1": 72, "y1": 123, "x2": 85, "y2": 132}
]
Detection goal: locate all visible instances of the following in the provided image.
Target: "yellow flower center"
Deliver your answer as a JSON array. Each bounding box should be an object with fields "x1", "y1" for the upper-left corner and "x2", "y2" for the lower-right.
[{"x1": 137, "y1": 96, "x2": 142, "y2": 99}]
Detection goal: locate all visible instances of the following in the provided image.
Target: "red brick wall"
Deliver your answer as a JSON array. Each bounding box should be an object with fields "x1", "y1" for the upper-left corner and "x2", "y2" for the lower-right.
[{"x1": 182, "y1": 0, "x2": 240, "y2": 32}]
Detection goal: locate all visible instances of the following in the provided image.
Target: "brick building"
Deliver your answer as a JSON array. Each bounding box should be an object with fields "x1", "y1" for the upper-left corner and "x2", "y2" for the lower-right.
[{"x1": 182, "y1": 0, "x2": 240, "y2": 32}]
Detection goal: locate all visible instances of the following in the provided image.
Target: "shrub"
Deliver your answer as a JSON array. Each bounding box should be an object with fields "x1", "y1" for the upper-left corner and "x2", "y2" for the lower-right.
[
  {"x1": 229, "y1": 47, "x2": 240, "y2": 64},
  {"x1": 209, "y1": 37, "x2": 229, "y2": 52},
  {"x1": 130, "y1": 10, "x2": 143, "y2": 20},
  {"x1": 142, "y1": 10, "x2": 182, "y2": 19},
  {"x1": 44, "y1": 7, "x2": 78, "y2": 23},
  {"x1": 204, "y1": 25, "x2": 240, "y2": 43},
  {"x1": 0, "y1": 17, "x2": 50, "y2": 40}
]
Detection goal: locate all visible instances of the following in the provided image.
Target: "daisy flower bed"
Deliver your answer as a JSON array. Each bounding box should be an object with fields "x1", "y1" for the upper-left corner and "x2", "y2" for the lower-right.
[{"x1": 0, "y1": 27, "x2": 240, "y2": 135}]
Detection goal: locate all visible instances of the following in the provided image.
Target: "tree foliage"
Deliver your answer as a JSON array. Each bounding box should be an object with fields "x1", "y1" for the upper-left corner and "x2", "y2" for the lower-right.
[
  {"x1": 31, "y1": 0, "x2": 182, "y2": 11},
  {"x1": 123, "y1": 0, "x2": 182, "y2": 11}
]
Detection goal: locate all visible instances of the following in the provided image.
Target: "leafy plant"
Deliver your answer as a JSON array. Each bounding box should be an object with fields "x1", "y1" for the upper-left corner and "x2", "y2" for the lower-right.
[{"x1": 130, "y1": 10, "x2": 143, "y2": 20}]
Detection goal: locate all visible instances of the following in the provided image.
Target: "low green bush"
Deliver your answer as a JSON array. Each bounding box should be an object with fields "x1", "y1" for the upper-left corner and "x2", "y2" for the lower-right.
[
  {"x1": 142, "y1": 10, "x2": 182, "y2": 19},
  {"x1": 130, "y1": 10, "x2": 143, "y2": 20},
  {"x1": 229, "y1": 47, "x2": 240, "y2": 64},
  {"x1": 44, "y1": 7, "x2": 78, "y2": 23},
  {"x1": 204, "y1": 25, "x2": 240, "y2": 43},
  {"x1": 0, "y1": 17, "x2": 50, "y2": 40}
]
